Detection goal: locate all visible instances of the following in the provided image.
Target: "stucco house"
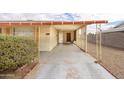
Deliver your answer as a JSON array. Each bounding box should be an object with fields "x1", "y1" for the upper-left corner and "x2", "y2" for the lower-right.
[{"x1": 0, "y1": 14, "x2": 107, "y2": 52}]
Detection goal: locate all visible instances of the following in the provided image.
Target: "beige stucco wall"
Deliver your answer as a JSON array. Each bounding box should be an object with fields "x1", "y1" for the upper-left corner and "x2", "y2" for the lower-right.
[
  {"x1": 0, "y1": 25, "x2": 87, "y2": 52},
  {"x1": 40, "y1": 25, "x2": 58, "y2": 51},
  {"x1": 74, "y1": 26, "x2": 86, "y2": 50},
  {"x1": 74, "y1": 29, "x2": 82, "y2": 47},
  {"x1": 58, "y1": 31, "x2": 63, "y2": 43},
  {"x1": 13, "y1": 26, "x2": 57, "y2": 51},
  {"x1": 81, "y1": 27, "x2": 86, "y2": 50},
  {"x1": 49, "y1": 26, "x2": 58, "y2": 51},
  {"x1": 40, "y1": 26, "x2": 51, "y2": 51}
]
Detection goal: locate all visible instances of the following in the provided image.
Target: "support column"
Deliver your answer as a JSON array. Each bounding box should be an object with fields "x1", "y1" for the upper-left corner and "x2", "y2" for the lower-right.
[
  {"x1": 95, "y1": 24, "x2": 102, "y2": 63},
  {"x1": 81, "y1": 27, "x2": 85, "y2": 51},
  {"x1": 35, "y1": 26, "x2": 41, "y2": 63},
  {"x1": 81, "y1": 28, "x2": 83, "y2": 49},
  {"x1": 10, "y1": 27, "x2": 13, "y2": 36},
  {"x1": 99, "y1": 24, "x2": 102, "y2": 61},
  {"x1": 96, "y1": 24, "x2": 99, "y2": 62},
  {"x1": 38, "y1": 26, "x2": 40, "y2": 51},
  {"x1": 34, "y1": 26, "x2": 40, "y2": 51},
  {"x1": 84, "y1": 26, "x2": 87, "y2": 53}
]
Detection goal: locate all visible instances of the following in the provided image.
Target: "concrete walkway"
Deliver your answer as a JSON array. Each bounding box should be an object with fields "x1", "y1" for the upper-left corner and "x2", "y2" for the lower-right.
[{"x1": 25, "y1": 44, "x2": 115, "y2": 79}]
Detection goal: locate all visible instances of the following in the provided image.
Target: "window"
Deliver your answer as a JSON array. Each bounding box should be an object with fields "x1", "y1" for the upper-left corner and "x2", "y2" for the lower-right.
[{"x1": 14, "y1": 27, "x2": 33, "y2": 37}]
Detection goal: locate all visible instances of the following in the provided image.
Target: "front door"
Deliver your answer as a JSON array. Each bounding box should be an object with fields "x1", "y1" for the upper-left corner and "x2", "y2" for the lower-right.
[{"x1": 66, "y1": 33, "x2": 71, "y2": 42}]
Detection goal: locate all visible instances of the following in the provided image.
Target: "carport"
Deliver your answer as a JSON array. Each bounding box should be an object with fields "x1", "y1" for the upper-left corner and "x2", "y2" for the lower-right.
[
  {"x1": 0, "y1": 20, "x2": 107, "y2": 62},
  {"x1": 0, "y1": 20, "x2": 116, "y2": 79}
]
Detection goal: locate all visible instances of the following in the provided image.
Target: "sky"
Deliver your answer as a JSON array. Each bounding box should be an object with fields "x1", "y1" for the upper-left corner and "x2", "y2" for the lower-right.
[
  {"x1": 83, "y1": 13, "x2": 124, "y2": 30},
  {"x1": 1, "y1": 13, "x2": 124, "y2": 22},
  {"x1": 78, "y1": 13, "x2": 124, "y2": 31},
  {"x1": 0, "y1": 13, "x2": 124, "y2": 31},
  {"x1": 75, "y1": 13, "x2": 124, "y2": 32},
  {"x1": 91, "y1": 13, "x2": 124, "y2": 22}
]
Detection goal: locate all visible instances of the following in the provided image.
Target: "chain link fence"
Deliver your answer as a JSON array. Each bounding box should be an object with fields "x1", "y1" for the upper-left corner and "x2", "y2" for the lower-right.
[{"x1": 87, "y1": 25, "x2": 124, "y2": 78}]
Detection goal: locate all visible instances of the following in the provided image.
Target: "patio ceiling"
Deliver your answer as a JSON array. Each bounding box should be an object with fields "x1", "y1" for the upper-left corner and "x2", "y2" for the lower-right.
[{"x1": 53, "y1": 24, "x2": 85, "y2": 31}]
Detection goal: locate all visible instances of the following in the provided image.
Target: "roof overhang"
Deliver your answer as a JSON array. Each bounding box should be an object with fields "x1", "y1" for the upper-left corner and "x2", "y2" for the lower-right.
[{"x1": 0, "y1": 20, "x2": 108, "y2": 26}]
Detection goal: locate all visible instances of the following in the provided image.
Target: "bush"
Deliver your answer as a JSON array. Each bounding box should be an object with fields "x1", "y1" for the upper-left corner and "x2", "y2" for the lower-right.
[{"x1": 0, "y1": 35, "x2": 38, "y2": 72}]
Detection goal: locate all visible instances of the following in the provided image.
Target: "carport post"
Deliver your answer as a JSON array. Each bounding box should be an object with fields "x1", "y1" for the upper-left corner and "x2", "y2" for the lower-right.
[
  {"x1": 38, "y1": 26, "x2": 41, "y2": 51},
  {"x1": 95, "y1": 24, "x2": 102, "y2": 63},
  {"x1": 99, "y1": 24, "x2": 102, "y2": 61},
  {"x1": 85, "y1": 26, "x2": 87, "y2": 53},
  {"x1": 81, "y1": 27, "x2": 84, "y2": 50},
  {"x1": 96, "y1": 24, "x2": 99, "y2": 62},
  {"x1": 37, "y1": 26, "x2": 40, "y2": 63}
]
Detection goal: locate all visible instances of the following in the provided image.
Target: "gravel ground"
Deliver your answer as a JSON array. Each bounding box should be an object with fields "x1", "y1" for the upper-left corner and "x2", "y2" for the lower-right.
[
  {"x1": 25, "y1": 44, "x2": 115, "y2": 79},
  {"x1": 87, "y1": 43, "x2": 124, "y2": 79}
]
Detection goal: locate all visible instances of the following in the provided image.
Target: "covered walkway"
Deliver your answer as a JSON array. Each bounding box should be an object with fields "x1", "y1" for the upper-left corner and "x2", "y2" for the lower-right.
[{"x1": 25, "y1": 44, "x2": 115, "y2": 79}]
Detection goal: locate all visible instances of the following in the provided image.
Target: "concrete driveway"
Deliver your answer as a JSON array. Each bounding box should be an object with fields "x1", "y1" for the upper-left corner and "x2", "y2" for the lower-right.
[{"x1": 25, "y1": 44, "x2": 115, "y2": 79}]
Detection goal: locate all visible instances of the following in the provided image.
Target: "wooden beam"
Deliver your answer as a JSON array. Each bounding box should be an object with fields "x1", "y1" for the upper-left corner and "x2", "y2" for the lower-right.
[{"x1": 0, "y1": 20, "x2": 108, "y2": 26}]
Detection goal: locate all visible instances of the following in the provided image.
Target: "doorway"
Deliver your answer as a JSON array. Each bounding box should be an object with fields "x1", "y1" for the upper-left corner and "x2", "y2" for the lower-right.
[{"x1": 66, "y1": 33, "x2": 71, "y2": 42}]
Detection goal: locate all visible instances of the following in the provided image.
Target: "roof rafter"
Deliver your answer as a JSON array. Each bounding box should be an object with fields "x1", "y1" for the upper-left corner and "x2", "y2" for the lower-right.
[{"x1": 0, "y1": 20, "x2": 108, "y2": 26}]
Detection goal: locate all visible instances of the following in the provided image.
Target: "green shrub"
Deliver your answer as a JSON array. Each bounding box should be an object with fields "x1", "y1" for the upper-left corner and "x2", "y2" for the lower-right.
[{"x1": 0, "y1": 35, "x2": 38, "y2": 72}]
